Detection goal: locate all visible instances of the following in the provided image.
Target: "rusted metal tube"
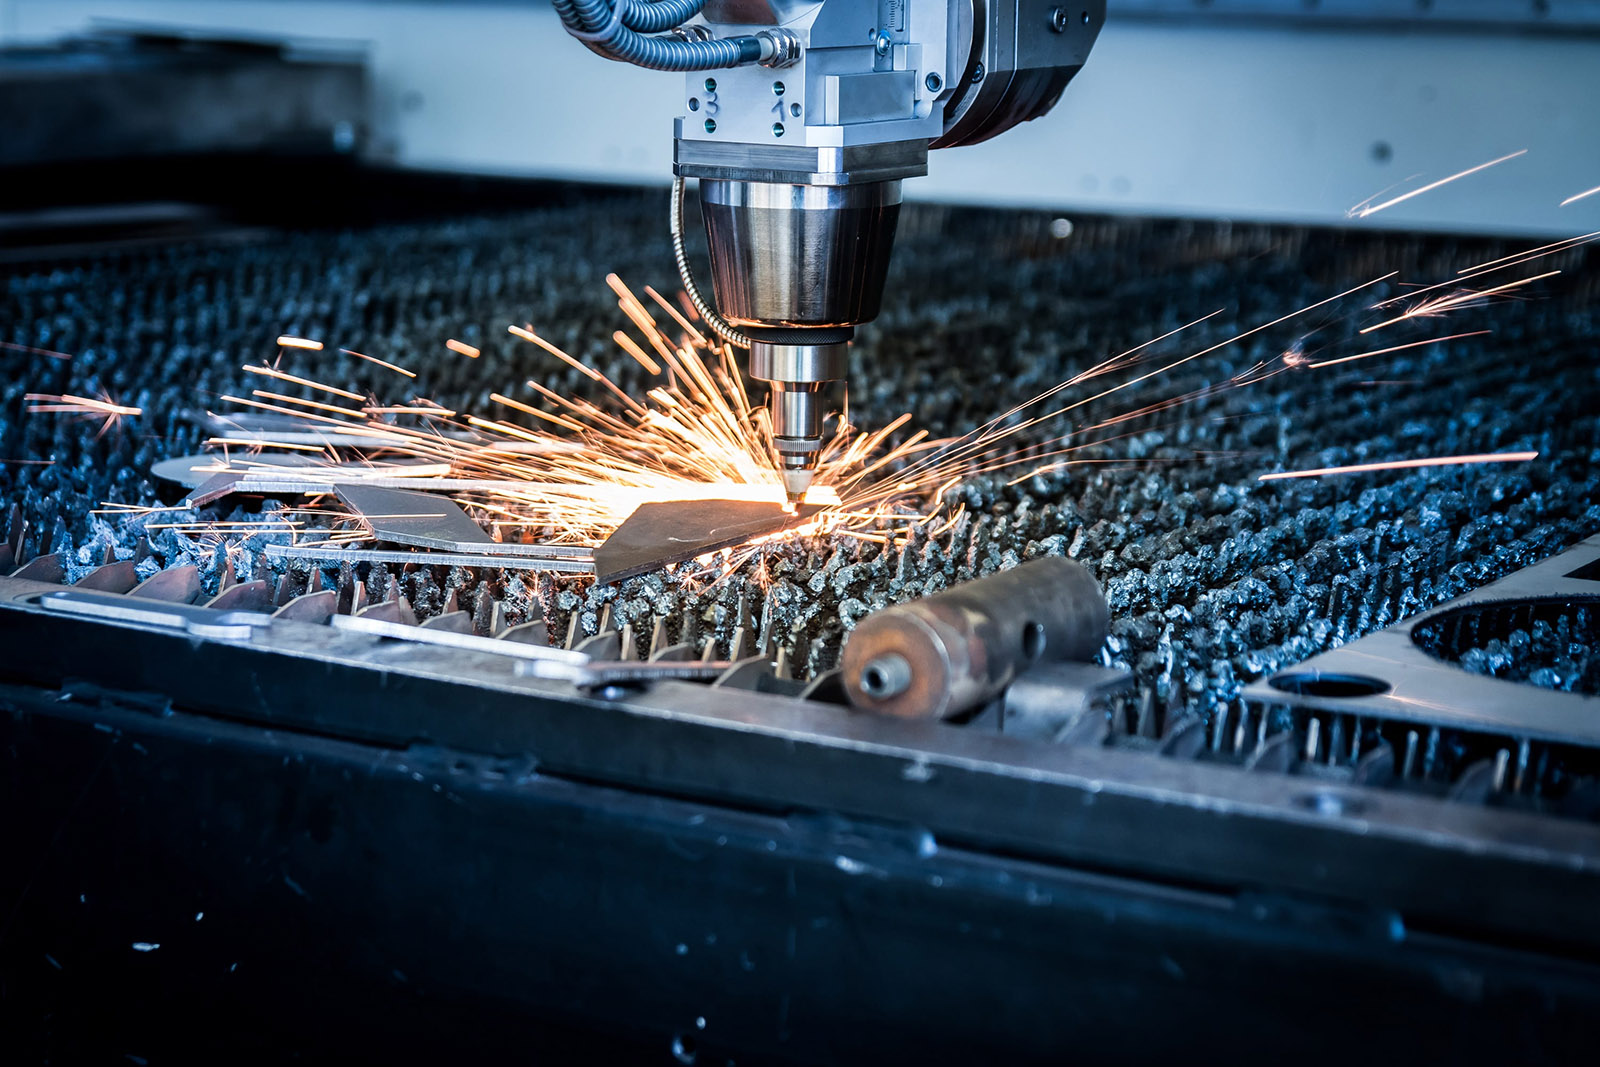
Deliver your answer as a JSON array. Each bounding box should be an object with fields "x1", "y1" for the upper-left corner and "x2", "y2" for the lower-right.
[{"x1": 841, "y1": 557, "x2": 1109, "y2": 720}]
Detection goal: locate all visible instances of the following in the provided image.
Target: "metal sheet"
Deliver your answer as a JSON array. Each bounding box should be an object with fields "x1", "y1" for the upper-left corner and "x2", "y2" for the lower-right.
[
  {"x1": 593, "y1": 499, "x2": 822, "y2": 584},
  {"x1": 1241, "y1": 534, "x2": 1600, "y2": 745},
  {"x1": 263, "y1": 543, "x2": 595, "y2": 573},
  {"x1": 333, "y1": 483, "x2": 495, "y2": 551}
]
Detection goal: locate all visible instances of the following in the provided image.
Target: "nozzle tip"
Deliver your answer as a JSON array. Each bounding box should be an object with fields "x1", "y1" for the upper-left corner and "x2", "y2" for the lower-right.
[{"x1": 781, "y1": 467, "x2": 814, "y2": 503}]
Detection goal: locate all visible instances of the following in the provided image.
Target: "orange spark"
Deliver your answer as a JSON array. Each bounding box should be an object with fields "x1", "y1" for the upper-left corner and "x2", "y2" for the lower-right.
[
  {"x1": 276, "y1": 335, "x2": 325, "y2": 351},
  {"x1": 341, "y1": 348, "x2": 417, "y2": 378},
  {"x1": 1348, "y1": 150, "x2": 1527, "y2": 219},
  {"x1": 1560, "y1": 185, "x2": 1600, "y2": 208},
  {"x1": 25, "y1": 393, "x2": 141, "y2": 417},
  {"x1": 446, "y1": 339, "x2": 481, "y2": 359},
  {"x1": 1, "y1": 340, "x2": 73, "y2": 360},
  {"x1": 243, "y1": 364, "x2": 367, "y2": 401},
  {"x1": 1259, "y1": 452, "x2": 1538, "y2": 481},
  {"x1": 1307, "y1": 330, "x2": 1491, "y2": 369},
  {"x1": 1360, "y1": 271, "x2": 1558, "y2": 334}
]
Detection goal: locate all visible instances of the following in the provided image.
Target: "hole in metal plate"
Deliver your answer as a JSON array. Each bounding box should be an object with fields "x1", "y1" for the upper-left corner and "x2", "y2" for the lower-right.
[{"x1": 1269, "y1": 672, "x2": 1391, "y2": 698}]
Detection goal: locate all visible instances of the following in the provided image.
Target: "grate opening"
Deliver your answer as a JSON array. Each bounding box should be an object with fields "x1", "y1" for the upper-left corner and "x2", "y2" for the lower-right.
[{"x1": 1411, "y1": 597, "x2": 1600, "y2": 695}]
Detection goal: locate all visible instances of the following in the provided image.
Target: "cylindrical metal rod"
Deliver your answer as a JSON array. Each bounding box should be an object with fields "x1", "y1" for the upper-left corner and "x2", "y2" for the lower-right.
[{"x1": 841, "y1": 557, "x2": 1109, "y2": 720}]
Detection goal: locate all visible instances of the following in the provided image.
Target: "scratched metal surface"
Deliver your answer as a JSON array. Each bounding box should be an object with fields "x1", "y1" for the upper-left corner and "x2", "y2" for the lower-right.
[{"x1": 3, "y1": 184, "x2": 1597, "y2": 713}]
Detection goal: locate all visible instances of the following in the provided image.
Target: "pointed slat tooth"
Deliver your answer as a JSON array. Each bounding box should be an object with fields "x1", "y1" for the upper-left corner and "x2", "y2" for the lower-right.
[
  {"x1": 206, "y1": 579, "x2": 273, "y2": 613},
  {"x1": 648, "y1": 618, "x2": 670, "y2": 659},
  {"x1": 272, "y1": 589, "x2": 337, "y2": 623},
  {"x1": 471, "y1": 590, "x2": 493, "y2": 636},
  {"x1": 336, "y1": 562, "x2": 356, "y2": 614},
  {"x1": 619, "y1": 621, "x2": 637, "y2": 661},
  {"x1": 420, "y1": 610, "x2": 473, "y2": 633},
  {"x1": 679, "y1": 607, "x2": 700, "y2": 653},
  {"x1": 754, "y1": 592, "x2": 776, "y2": 659},
  {"x1": 10, "y1": 552, "x2": 64, "y2": 584},
  {"x1": 799, "y1": 668, "x2": 846, "y2": 704},
  {"x1": 443, "y1": 588, "x2": 461, "y2": 615},
  {"x1": 597, "y1": 603, "x2": 613, "y2": 634},
  {"x1": 774, "y1": 645, "x2": 791, "y2": 680},
  {"x1": 804, "y1": 635, "x2": 829, "y2": 679},
  {"x1": 648, "y1": 642, "x2": 695, "y2": 662},
  {"x1": 5, "y1": 503, "x2": 22, "y2": 562},
  {"x1": 501, "y1": 618, "x2": 549, "y2": 646},
  {"x1": 729, "y1": 625, "x2": 754, "y2": 661},
  {"x1": 700, "y1": 634, "x2": 720, "y2": 662},
  {"x1": 574, "y1": 630, "x2": 622, "y2": 659},
  {"x1": 129, "y1": 564, "x2": 201, "y2": 603},
  {"x1": 100, "y1": 542, "x2": 116, "y2": 566},
  {"x1": 564, "y1": 613, "x2": 583, "y2": 650},
  {"x1": 273, "y1": 568, "x2": 303, "y2": 607},
  {"x1": 74, "y1": 559, "x2": 139, "y2": 594},
  {"x1": 711, "y1": 656, "x2": 771, "y2": 690},
  {"x1": 216, "y1": 559, "x2": 237, "y2": 594},
  {"x1": 133, "y1": 536, "x2": 153, "y2": 564},
  {"x1": 357, "y1": 598, "x2": 417, "y2": 625}
]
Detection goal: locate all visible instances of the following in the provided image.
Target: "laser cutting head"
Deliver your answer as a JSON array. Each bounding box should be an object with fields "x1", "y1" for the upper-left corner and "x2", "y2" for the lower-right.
[
  {"x1": 698, "y1": 178, "x2": 902, "y2": 499},
  {"x1": 557, "y1": 0, "x2": 1104, "y2": 502}
]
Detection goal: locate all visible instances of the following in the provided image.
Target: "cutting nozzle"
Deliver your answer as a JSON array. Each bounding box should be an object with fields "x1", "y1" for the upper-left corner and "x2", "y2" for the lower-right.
[
  {"x1": 750, "y1": 341, "x2": 845, "y2": 505},
  {"x1": 770, "y1": 380, "x2": 823, "y2": 503}
]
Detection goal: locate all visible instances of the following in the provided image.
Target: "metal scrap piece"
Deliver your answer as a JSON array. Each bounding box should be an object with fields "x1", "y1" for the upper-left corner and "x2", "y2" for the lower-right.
[
  {"x1": 328, "y1": 613, "x2": 587, "y2": 667},
  {"x1": 593, "y1": 498, "x2": 822, "y2": 585},
  {"x1": 334, "y1": 483, "x2": 495, "y2": 551},
  {"x1": 262, "y1": 544, "x2": 595, "y2": 573},
  {"x1": 152, "y1": 453, "x2": 320, "y2": 490}
]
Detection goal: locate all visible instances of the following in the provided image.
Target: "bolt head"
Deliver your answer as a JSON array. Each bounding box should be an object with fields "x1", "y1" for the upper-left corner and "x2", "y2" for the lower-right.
[
  {"x1": 1050, "y1": 6, "x2": 1069, "y2": 31},
  {"x1": 874, "y1": 31, "x2": 891, "y2": 55}
]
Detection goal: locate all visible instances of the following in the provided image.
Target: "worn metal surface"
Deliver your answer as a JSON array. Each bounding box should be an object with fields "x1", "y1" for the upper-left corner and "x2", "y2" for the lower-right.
[
  {"x1": 841, "y1": 557, "x2": 1109, "y2": 719},
  {"x1": 593, "y1": 498, "x2": 823, "y2": 584},
  {"x1": 334, "y1": 483, "x2": 494, "y2": 551}
]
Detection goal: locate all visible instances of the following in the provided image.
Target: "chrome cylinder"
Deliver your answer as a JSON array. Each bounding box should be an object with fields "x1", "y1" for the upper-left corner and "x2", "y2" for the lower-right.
[
  {"x1": 842, "y1": 558, "x2": 1109, "y2": 720},
  {"x1": 699, "y1": 179, "x2": 903, "y2": 328}
]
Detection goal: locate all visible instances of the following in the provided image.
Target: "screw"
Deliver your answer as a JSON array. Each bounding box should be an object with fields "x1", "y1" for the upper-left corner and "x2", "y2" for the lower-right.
[
  {"x1": 772, "y1": 81, "x2": 785, "y2": 96},
  {"x1": 925, "y1": 72, "x2": 942, "y2": 93},
  {"x1": 772, "y1": 122, "x2": 784, "y2": 137},
  {"x1": 1050, "y1": 7, "x2": 1069, "y2": 31},
  {"x1": 704, "y1": 77, "x2": 717, "y2": 93},
  {"x1": 971, "y1": 62, "x2": 985, "y2": 83},
  {"x1": 874, "y1": 31, "x2": 891, "y2": 56},
  {"x1": 704, "y1": 118, "x2": 716, "y2": 133},
  {"x1": 688, "y1": 97, "x2": 699, "y2": 112}
]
